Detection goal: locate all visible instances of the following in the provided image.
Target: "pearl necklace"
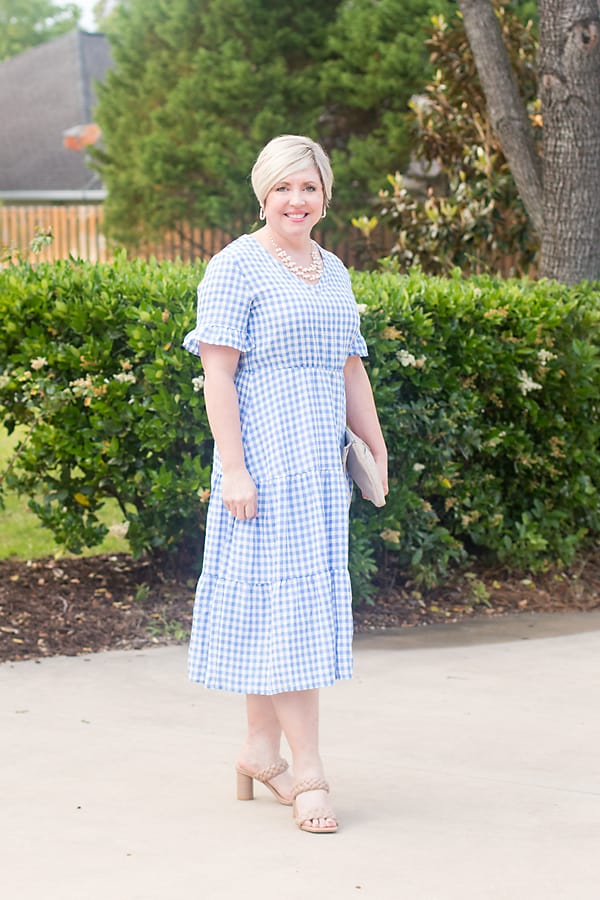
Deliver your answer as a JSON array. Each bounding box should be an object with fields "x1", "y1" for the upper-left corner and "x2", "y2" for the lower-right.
[{"x1": 271, "y1": 239, "x2": 322, "y2": 282}]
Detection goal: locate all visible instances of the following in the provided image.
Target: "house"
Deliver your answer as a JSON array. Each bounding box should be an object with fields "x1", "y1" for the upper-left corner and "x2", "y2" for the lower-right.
[{"x1": 0, "y1": 29, "x2": 112, "y2": 203}]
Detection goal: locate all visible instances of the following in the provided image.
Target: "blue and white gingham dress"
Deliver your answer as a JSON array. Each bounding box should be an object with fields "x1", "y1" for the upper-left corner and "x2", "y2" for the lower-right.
[{"x1": 183, "y1": 233, "x2": 368, "y2": 694}]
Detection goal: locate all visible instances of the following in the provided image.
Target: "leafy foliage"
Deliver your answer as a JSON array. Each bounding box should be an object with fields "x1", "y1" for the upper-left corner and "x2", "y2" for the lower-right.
[
  {"x1": 93, "y1": 0, "x2": 342, "y2": 250},
  {"x1": 354, "y1": 265, "x2": 599, "y2": 583},
  {"x1": 91, "y1": 0, "x2": 117, "y2": 30},
  {"x1": 319, "y1": 0, "x2": 454, "y2": 230},
  {"x1": 370, "y1": 4, "x2": 540, "y2": 276},
  {"x1": 93, "y1": 0, "x2": 452, "y2": 250},
  {"x1": 0, "y1": 0, "x2": 79, "y2": 60},
  {"x1": 1, "y1": 259, "x2": 598, "y2": 592},
  {"x1": 0, "y1": 254, "x2": 211, "y2": 563}
]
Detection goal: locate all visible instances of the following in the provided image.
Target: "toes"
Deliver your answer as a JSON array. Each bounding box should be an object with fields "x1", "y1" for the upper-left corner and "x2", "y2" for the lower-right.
[
  {"x1": 294, "y1": 787, "x2": 337, "y2": 830},
  {"x1": 302, "y1": 816, "x2": 336, "y2": 828}
]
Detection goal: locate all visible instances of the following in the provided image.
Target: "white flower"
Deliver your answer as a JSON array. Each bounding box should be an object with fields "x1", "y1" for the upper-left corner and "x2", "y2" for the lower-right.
[
  {"x1": 192, "y1": 375, "x2": 205, "y2": 392},
  {"x1": 30, "y1": 357, "x2": 48, "y2": 370},
  {"x1": 113, "y1": 371, "x2": 137, "y2": 384},
  {"x1": 537, "y1": 349, "x2": 557, "y2": 366},
  {"x1": 517, "y1": 370, "x2": 543, "y2": 396},
  {"x1": 356, "y1": 303, "x2": 367, "y2": 315},
  {"x1": 397, "y1": 349, "x2": 426, "y2": 369},
  {"x1": 410, "y1": 94, "x2": 432, "y2": 114},
  {"x1": 398, "y1": 349, "x2": 416, "y2": 367},
  {"x1": 413, "y1": 463, "x2": 425, "y2": 472},
  {"x1": 0, "y1": 374, "x2": 10, "y2": 389},
  {"x1": 69, "y1": 375, "x2": 93, "y2": 396}
]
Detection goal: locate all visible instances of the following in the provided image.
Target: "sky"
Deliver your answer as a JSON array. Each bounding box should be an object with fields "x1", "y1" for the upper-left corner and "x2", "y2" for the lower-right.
[{"x1": 75, "y1": 1, "x2": 98, "y2": 31}]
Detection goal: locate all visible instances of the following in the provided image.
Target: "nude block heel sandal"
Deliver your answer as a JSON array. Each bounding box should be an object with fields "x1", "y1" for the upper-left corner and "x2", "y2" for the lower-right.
[
  {"x1": 235, "y1": 758, "x2": 292, "y2": 806},
  {"x1": 292, "y1": 778, "x2": 338, "y2": 834},
  {"x1": 236, "y1": 769, "x2": 255, "y2": 801}
]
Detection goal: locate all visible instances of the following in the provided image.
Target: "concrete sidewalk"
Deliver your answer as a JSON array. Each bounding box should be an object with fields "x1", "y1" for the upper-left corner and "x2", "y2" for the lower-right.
[{"x1": 2, "y1": 611, "x2": 600, "y2": 900}]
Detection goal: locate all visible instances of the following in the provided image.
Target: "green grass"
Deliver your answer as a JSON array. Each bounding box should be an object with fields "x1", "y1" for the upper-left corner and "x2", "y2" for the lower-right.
[{"x1": 0, "y1": 426, "x2": 129, "y2": 560}]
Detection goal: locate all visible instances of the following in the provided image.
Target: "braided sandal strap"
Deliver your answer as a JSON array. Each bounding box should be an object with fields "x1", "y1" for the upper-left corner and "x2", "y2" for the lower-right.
[
  {"x1": 291, "y1": 778, "x2": 330, "y2": 800},
  {"x1": 253, "y1": 758, "x2": 289, "y2": 784},
  {"x1": 295, "y1": 805, "x2": 337, "y2": 826},
  {"x1": 292, "y1": 780, "x2": 337, "y2": 828}
]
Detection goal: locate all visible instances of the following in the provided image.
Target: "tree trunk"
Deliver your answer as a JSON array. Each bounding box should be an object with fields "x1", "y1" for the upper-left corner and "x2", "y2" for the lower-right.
[
  {"x1": 538, "y1": 0, "x2": 600, "y2": 283},
  {"x1": 457, "y1": 0, "x2": 544, "y2": 234}
]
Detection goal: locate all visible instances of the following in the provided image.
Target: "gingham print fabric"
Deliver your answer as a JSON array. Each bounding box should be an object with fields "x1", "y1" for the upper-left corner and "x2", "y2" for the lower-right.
[{"x1": 183, "y1": 234, "x2": 368, "y2": 694}]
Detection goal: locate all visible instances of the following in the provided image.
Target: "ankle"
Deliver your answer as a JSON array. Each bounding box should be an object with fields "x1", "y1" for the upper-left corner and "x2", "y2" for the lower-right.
[
  {"x1": 237, "y1": 739, "x2": 282, "y2": 770},
  {"x1": 290, "y1": 753, "x2": 324, "y2": 782}
]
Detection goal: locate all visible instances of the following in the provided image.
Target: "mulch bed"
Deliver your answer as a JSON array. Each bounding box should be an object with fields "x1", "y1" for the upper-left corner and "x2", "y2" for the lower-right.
[{"x1": 1, "y1": 550, "x2": 599, "y2": 664}]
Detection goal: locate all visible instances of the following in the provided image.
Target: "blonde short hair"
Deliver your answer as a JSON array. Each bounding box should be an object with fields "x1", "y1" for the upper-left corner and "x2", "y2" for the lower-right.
[{"x1": 251, "y1": 134, "x2": 334, "y2": 210}]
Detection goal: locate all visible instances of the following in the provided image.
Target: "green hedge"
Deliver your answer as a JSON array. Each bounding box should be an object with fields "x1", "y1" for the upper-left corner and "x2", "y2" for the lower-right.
[
  {"x1": 0, "y1": 255, "x2": 598, "y2": 592},
  {"x1": 0, "y1": 255, "x2": 210, "y2": 561},
  {"x1": 353, "y1": 266, "x2": 599, "y2": 586}
]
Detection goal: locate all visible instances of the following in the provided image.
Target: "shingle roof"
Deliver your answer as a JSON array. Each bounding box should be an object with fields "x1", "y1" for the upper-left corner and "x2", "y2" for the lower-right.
[{"x1": 0, "y1": 30, "x2": 112, "y2": 195}]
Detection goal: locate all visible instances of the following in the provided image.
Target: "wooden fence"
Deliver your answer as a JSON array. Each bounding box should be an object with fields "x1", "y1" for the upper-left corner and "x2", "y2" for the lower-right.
[
  {"x1": 1, "y1": 204, "x2": 109, "y2": 263},
  {"x1": 0, "y1": 204, "x2": 240, "y2": 265},
  {"x1": 1, "y1": 204, "x2": 361, "y2": 266}
]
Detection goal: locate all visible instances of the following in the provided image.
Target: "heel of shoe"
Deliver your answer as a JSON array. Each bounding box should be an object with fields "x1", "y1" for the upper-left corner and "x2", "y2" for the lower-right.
[{"x1": 236, "y1": 770, "x2": 254, "y2": 801}]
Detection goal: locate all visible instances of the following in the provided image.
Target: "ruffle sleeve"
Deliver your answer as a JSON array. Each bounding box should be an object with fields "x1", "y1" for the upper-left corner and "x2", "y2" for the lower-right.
[
  {"x1": 182, "y1": 250, "x2": 255, "y2": 356},
  {"x1": 348, "y1": 330, "x2": 368, "y2": 357},
  {"x1": 329, "y1": 254, "x2": 368, "y2": 359}
]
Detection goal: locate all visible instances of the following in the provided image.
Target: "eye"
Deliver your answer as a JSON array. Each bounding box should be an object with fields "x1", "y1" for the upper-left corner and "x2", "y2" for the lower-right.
[
  {"x1": 305, "y1": 185, "x2": 317, "y2": 192},
  {"x1": 275, "y1": 185, "x2": 289, "y2": 192}
]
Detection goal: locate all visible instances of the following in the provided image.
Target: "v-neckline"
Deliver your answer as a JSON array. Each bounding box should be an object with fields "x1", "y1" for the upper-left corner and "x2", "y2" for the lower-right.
[{"x1": 245, "y1": 233, "x2": 325, "y2": 287}]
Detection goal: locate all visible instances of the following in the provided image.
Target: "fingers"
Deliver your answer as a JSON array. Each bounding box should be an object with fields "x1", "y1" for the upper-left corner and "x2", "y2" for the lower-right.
[
  {"x1": 221, "y1": 469, "x2": 258, "y2": 520},
  {"x1": 377, "y1": 462, "x2": 389, "y2": 496},
  {"x1": 225, "y1": 503, "x2": 258, "y2": 520},
  {"x1": 224, "y1": 497, "x2": 258, "y2": 520}
]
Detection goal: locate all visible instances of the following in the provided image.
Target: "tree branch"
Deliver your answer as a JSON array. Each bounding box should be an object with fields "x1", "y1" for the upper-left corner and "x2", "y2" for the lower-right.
[{"x1": 457, "y1": 0, "x2": 544, "y2": 235}]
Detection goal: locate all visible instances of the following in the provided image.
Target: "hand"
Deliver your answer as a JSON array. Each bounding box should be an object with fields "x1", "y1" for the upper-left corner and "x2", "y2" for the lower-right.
[
  {"x1": 374, "y1": 451, "x2": 389, "y2": 499},
  {"x1": 221, "y1": 467, "x2": 258, "y2": 520}
]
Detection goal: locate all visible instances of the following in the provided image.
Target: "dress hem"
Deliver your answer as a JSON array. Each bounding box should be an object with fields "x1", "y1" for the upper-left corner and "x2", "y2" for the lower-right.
[{"x1": 187, "y1": 670, "x2": 353, "y2": 696}]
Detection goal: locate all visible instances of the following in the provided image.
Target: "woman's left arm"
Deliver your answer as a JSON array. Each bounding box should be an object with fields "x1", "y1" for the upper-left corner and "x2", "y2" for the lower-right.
[{"x1": 344, "y1": 355, "x2": 388, "y2": 496}]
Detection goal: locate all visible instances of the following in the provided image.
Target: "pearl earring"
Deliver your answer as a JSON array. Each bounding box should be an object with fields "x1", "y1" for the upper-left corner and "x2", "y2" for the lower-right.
[{"x1": 259, "y1": 207, "x2": 265, "y2": 221}]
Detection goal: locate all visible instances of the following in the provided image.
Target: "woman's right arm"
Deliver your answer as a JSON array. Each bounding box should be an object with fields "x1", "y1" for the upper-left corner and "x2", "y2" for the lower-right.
[{"x1": 199, "y1": 342, "x2": 258, "y2": 520}]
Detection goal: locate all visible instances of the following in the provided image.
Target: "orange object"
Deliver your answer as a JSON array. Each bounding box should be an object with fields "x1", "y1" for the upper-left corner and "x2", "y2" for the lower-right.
[{"x1": 63, "y1": 123, "x2": 101, "y2": 151}]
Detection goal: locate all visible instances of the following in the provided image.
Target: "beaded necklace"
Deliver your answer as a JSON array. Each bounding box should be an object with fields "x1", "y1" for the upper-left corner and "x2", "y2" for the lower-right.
[{"x1": 270, "y1": 238, "x2": 322, "y2": 282}]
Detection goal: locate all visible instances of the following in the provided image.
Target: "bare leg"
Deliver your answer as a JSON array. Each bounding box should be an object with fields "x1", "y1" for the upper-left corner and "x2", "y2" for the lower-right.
[
  {"x1": 271, "y1": 689, "x2": 337, "y2": 830},
  {"x1": 236, "y1": 695, "x2": 294, "y2": 801}
]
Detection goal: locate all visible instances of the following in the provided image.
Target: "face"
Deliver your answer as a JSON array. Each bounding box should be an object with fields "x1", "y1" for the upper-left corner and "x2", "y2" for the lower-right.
[{"x1": 263, "y1": 164, "x2": 324, "y2": 242}]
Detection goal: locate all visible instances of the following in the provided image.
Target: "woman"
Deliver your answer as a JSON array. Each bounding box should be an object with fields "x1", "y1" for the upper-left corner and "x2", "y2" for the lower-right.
[{"x1": 183, "y1": 135, "x2": 388, "y2": 834}]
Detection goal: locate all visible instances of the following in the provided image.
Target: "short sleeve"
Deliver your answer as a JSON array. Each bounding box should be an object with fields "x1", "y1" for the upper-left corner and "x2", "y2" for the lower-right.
[
  {"x1": 348, "y1": 329, "x2": 368, "y2": 358},
  {"x1": 182, "y1": 250, "x2": 254, "y2": 357},
  {"x1": 344, "y1": 268, "x2": 367, "y2": 358},
  {"x1": 328, "y1": 254, "x2": 368, "y2": 359}
]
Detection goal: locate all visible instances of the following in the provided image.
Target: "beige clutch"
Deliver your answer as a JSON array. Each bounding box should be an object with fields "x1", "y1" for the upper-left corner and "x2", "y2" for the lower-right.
[{"x1": 343, "y1": 427, "x2": 386, "y2": 507}]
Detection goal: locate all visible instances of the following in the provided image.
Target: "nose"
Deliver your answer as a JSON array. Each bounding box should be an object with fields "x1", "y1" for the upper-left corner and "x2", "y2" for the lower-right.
[{"x1": 289, "y1": 189, "x2": 305, "y2": 206}]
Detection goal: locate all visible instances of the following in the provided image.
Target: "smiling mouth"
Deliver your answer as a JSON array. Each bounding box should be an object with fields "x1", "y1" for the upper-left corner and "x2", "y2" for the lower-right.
[{"x1": 286, "y1": 212, "x2": 308, "y2": 219}]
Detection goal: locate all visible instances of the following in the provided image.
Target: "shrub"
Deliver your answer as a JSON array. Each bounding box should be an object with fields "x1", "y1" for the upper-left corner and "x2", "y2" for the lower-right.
[
  {"x1": 0, "y1": 254, "x2": 212, "y2": 563},
  {"x1": 0, "y1": 257, "x2": 598, "y2": 590},
  {"x1": 354, "y1": 266, "x2": 599, "y2": 584}
]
